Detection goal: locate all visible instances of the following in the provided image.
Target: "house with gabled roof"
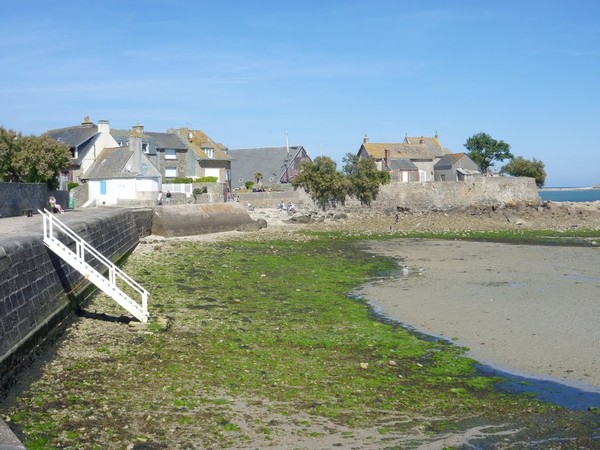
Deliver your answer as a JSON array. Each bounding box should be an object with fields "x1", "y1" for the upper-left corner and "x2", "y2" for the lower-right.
[
  {"x1": 227, "y1": 146, "x2": 311, "y2": 190},
  {"x1": 434, "y1": 153, "x2": 481, "y2": 181},
  {"x1": 358, "y1": 135, "x2": 442, "y2": 182},
  {"x1": 111, "y1": 125, "x2": 191, "y2": 180},
  {"x1": 169, "y1": 128, "x2": 232, "y2": 186},
  {"x1": 45, "y1": 116, "x2": 119, "y2": 183},
  {"x1": 85, "y1": 129, "x2": 161, "y2": 206}
]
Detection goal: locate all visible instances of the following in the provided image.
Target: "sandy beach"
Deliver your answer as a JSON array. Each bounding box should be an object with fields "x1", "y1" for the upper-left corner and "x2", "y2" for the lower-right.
[{"x1": 358, "y1": 239, "x2": 600, "y2": 392}]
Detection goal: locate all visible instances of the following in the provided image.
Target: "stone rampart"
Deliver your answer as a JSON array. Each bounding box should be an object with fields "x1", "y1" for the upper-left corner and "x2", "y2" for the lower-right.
[
  {"x1": 0, "y1": 208, "x2": 152, "y2": 397},
  {"x1": 239, "y1": 177, "x2": 539, "y2": 213},
  {"x1": 343, "y1": 177, "x2": 541, "y2": 213}
]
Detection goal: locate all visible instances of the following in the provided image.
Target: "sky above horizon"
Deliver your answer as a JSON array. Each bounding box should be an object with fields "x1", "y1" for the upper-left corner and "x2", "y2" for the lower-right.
[{"x1": 1, "y1": 0, "x2": 598, "y2": 187}]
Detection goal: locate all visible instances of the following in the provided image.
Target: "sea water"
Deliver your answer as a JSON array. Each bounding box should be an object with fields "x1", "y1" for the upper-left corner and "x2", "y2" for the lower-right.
[{"x1": 538, "y1": 188, "x2": 600, "y2": 203}]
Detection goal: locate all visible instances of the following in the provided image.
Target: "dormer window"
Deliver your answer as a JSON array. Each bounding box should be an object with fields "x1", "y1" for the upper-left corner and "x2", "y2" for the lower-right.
[
  {"x1": 142, "y1": 143, "x2": 149, "y2": 153},
  {"x1": 204, "y1": 148, "x2": 214, "y2": 158}
]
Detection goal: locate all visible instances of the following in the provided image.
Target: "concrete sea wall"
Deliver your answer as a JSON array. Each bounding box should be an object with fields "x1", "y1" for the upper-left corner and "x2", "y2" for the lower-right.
[
  {"x1": 152, "y1": 203, "x2": 254, "y2": 237},
  {"x1": 0, "y1": 208, "x2": 152, "y2": 397}
]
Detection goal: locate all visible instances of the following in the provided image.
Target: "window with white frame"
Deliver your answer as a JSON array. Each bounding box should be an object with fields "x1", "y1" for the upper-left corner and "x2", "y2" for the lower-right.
[
  {"x1": 142, "y1": 143, "x2": 149, "y2": 153},
  {"x1": 165, "y1": 149, "x2": 176, "y2": 160},
  {"x1": 165, "y1": 167, "x2": 177, "y2": 178},
  {"x1": 204, "y1": 147, "x2": 214, "y2": 158}
]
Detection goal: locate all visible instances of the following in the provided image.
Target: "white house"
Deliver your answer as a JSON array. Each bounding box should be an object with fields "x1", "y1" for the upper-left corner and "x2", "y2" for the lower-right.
[{"x1": 85, "y1": 129, "x2": 161, "y2": 206}]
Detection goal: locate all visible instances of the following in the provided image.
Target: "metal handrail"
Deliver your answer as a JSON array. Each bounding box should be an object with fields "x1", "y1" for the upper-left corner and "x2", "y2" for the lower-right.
[{"x1": 39, "y1": 209, "x2": 149, "y2": 319}]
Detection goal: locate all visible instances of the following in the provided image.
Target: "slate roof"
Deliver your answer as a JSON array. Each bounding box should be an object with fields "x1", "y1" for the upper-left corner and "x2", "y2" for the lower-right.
[
  {"x1": 110, "y1": 129, "x2": 188, "y2": 156},
  {"x1": 434, "y1": 153, "x2": 466, "y2": 170},
  {"x1": 388, "y1": 158, "x2": 418, "y2": 171},
  {"x1": 85, "y1": 147, "x2": 161, "y2": 179},
  {"x1": 45, "y1": 123, "x2": 98, "y2": 147},
  {"x1": 145, "y1": 131, "x2": 187, "y2": 150},
  {"x1": 228, "y1": 146, "x2": 306, "y2": 184}
]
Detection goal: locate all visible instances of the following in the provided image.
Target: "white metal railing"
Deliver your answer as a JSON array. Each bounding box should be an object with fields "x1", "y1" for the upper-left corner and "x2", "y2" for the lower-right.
[{"x1": 39, "y1": 209, "x2": 149, "y2": 322}]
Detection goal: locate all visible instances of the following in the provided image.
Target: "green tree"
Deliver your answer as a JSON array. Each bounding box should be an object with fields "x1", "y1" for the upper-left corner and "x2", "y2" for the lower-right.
[
  {"x1": 501, "y1": 156, "x2": 546, "y2": 187},
  {"x1": 0, "y1": 126, "x2": 71, "y2": 189},
  {"x1": 0, "y1": 127, "x2": 20, "y2": 181},
  {"x1": 292, "y1": 156, "x2": 349, "y2": 210},
  {"x1": 342, "y1": 153, "x2": 390, "y2": 206},
  {"x1": 254, "y1": 172, "x2": 263, "y2": 184},
  {"x1": 464, "y1": 132, "x2": 514, "y2": 174}
]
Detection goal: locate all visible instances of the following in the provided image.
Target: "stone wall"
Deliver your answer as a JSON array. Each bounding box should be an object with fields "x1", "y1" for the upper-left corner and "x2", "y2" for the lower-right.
[
  {"x1": 371, "y1": 177, "x2": 540, "y2": 212},
  {"x1": 236, "y1": 177, "x2": 540, "y2": 213},
  {"x1": 0, "y1": 182, "x2": 70, "y2": 218},
  {"x1": 0, "y1": 208, "x2": 152, "y2": 397},
  {"x1": 235, "y1": 186, "x2": 315, "y2": 209}
]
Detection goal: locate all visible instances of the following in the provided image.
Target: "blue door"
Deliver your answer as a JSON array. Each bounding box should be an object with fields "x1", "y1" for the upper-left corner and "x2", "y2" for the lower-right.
[{"x1": 100, "y1": 181, "x2": 107, "y2": 195}]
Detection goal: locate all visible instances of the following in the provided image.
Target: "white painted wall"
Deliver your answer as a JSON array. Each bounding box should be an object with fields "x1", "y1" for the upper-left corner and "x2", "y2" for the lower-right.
[
  {"x1": 80, "y1": 125, "x2": 119, "y2": 176},
  {"x1": 204, "y1": 168, "x2": 220, "y2": 181},
  {"x1": 89, "y1": 178, "x2": 159, "y2": 205}
]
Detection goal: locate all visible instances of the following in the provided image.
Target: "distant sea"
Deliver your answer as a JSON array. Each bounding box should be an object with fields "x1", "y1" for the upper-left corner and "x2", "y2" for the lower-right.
[{"x1": 538, "y1": 188, "x2": 600, "y2": 203}]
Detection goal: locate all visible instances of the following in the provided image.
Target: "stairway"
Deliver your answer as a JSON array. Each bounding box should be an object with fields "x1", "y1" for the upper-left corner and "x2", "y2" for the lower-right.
[{"x1": 39, "y1": 209, "x2": 149, "y2": 323}]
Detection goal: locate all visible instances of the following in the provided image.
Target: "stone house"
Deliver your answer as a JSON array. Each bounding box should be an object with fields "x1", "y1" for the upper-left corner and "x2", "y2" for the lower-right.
[
  {"x1": 358, "y1": 134, "x2": 447, "y2": 182},
  {"x1": 111, "y1": 125, "x2": 189, "y2": 180},
  {"x1": 170, "y1": 128, "x2": 232, "y2": 186},
  {"x1": 227, "y1": 146, "x2": 312, "y2": 190},
  {"x1": 357, "y1": 134, "x2": 481, "y2": 183},
  {"x1": 434, "y1": 153, "x2": 481, "y2": 181},
  {"x1": 111, "y1": 126, "x2": 231, "y2": 185}
]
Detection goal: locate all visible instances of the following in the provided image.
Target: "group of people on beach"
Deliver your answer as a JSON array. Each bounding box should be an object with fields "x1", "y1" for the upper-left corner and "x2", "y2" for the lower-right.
[{"x1": 277, "y1": 201, "x2": 296, "y2": 213}]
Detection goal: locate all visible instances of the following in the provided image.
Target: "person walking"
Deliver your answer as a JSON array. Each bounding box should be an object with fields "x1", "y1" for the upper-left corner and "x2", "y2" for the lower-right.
[
  {"x1": 157, "y1": 191, "x2": 163, "y2": 206},
  {"x1": 166, "y1": 191, "x2": 172, "y2": 205}
]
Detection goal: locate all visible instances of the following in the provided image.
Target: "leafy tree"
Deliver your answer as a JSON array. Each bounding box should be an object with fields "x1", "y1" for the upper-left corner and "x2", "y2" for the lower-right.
[
  {"x1": 501, "y1": 156, "x2": 546, "y2": 187},
  {"x1": 254, "y1": 172, "x2": 263, "y2": 184},
  {"x1": 342, "y1": 153, "x2": 390, "y2": 206},
  {"x1": 0, "y1": 127, "x2": 71, "y2": 189},
  {"x1": 292, "y1": 156, "x2": 349, "y2": 210},
  {"x1": 0, "y1": 127, "x2": 20, "y2": 181},
  {"x1": 464, "y1": 132, "x2": 514, "y2": 174}
]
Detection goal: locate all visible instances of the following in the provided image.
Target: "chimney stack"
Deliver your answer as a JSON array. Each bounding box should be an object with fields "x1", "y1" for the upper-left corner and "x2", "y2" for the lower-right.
[
  {"x1": 363, "y1": 134, "x2": 369, "y2": 144},
  {"x1": 97, "y1": 120, "x2": 110, "y2": 134},
  {"x1": 132, "y1": 123, "x2": 144, "y2": 135},
  {"x1": 129, "y1": 125, "x2": 143, "y2": 173}
]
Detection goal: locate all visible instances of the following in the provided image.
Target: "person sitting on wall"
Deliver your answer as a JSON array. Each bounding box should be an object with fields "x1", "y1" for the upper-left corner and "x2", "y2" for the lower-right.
[{"x1": 49, "y1": 196, "x2": 64, "y2": 214}]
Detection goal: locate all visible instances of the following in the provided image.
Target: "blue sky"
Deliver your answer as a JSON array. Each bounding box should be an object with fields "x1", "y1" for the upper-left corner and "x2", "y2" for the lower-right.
[{"x1": 1, "y1": 0, "x2": 598, "y2": 187}]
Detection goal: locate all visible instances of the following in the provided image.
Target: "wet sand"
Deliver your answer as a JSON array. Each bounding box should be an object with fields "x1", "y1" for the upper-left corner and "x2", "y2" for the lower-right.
[{"x1": 359, "y1": 239, "x2": 600, "y2": 392}]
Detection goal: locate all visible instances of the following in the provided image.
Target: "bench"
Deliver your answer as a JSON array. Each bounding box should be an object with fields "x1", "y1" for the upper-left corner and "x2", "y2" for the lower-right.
[{"x1": 22, "y1": 208, "x2": 33, "y2": 217}]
